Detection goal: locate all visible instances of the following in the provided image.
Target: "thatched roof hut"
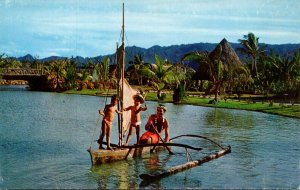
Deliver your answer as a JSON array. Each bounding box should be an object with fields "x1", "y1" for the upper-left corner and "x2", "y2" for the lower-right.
[
  {"x1": 211, "y1": 38, "x2": 243, "y2": 66},
  {"x1": 192, "y1": 63, "x2": 210, "y2": 80},
  {"x1": 192, "y1": 38, "x2": 242, "y2": 80}
]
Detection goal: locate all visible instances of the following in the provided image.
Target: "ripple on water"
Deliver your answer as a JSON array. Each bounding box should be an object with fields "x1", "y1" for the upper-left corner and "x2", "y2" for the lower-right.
[{"x1": 1, "y1": 92, "x2": 300, "y2": 189}]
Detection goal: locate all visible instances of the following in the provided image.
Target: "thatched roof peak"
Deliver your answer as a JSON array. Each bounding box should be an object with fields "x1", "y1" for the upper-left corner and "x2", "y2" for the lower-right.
[
  {"x1": 220, "y1": 38, "x2": 229, "y2": 45},
  {"x1": 210, "y1": 38, "x2": 242, "y2": 66},
  {"x1": 192, "y1": 38, "x2": 243, "y2": 81}
]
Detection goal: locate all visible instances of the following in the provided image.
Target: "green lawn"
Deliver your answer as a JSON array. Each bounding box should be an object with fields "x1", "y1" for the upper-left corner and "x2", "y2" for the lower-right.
[
  {"x1": 183, "y1": 96, "x2": 300, "y2": 118},
  {"x1": 64, "y1": 88, "x2": 117, "y2": 96},
  {"x1": 63, "y1": 89, "x2": 300, "y2": 119}
]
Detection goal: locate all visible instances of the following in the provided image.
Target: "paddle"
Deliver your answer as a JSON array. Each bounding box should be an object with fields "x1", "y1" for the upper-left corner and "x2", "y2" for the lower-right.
[{"x1": 150, "y1": 123, "x2": 174, "y2": 155}]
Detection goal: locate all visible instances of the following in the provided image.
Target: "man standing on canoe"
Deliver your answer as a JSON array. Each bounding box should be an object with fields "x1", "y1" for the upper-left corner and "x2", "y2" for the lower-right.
[
  {"x1": 139, "y1": 104, "x2": 169, "y2": 144},
  {"x1": 123, "y1": 94, "x2": 147, "y2": 146},
  {"x1": 98, "y1": 95, "x2": 122, "y2": 150}
]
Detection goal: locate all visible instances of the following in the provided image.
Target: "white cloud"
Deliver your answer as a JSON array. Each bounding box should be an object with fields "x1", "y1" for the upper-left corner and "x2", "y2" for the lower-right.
[{"x1": 1, "y1": 0, "x2": 300, "y2": 58}]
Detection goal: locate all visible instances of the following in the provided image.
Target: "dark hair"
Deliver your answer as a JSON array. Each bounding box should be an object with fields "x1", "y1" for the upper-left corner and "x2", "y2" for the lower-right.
[
  {"x1": 157, "y1": 104, "x2": 167, "y2": 112},
  {"x1": 111, "y1": 95, "x2": 119, "y2": 102}
]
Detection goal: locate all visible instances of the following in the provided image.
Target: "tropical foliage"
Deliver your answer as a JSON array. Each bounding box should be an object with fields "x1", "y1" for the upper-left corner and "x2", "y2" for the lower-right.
[
  {"x1": 0, "y1": 54, "x2": 22, "y2": 68},
  {"x1": 1, "y1": 32, "x2": 299, "y2": 102},
  {"x1": 182, "y1": 44, "x2": 251, "y2": 101},
  {"x1": 237, "y1": 33, "x2": 300, "y2": 99},
  {"x1": 140, "y1": 54, "x2": 186, "y2": 99},
  {"x1": 238, "y1": 32, "x2": 263, "y2": 79},
  {"x1": 127, "y1": 54, "x2": 146, "y2": 85},
  {"x1": 257, "y1": 51, "x2": 300, "y2": 97}
]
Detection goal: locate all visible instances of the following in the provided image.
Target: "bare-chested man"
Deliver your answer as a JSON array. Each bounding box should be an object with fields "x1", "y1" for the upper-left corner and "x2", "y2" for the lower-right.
[
  {"x1": 123, "y1": 94, "x2": 147, "y2": 146},
  {"x1": 98, "y1": 95, "x2": 122, "y2": 150},
  {"x1": 140, "y1": 104, "x2": 169, "y2": 144}
]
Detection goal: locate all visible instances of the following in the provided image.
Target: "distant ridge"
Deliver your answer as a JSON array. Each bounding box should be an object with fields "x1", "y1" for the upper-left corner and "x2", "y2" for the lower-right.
[
  {"x1": 18, "y1": 54, "x2": 35, "y2": 62},
  {"x1": 15, "y1": 42, "x2": 300, "y2": 69}
]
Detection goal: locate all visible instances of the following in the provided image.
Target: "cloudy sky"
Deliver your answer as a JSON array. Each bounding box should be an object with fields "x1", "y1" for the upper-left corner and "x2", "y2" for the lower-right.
[{"x1": 0, "y1": 0, "x2": 299, "y2": 58}]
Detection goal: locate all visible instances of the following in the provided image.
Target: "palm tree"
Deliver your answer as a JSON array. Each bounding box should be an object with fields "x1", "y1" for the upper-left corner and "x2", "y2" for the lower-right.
[
  {"x1": 43, "y1": 59, "x2": 67, "y2": 90},
  {"x1": 225, "y1": 62, "x2": 252, "y2": 95},
  {"x1": 182, "y1": 45, "x2": 225, "y2": 101},
  {"x1": 172, "y1": 62, "x2": 194, "y2": 102},
  {"x1": 270, "y1": 51, "x2": 300, "y2": 95},
  {"x1": 256, "y1": 50, "x2": 279, "y2": 94},
  {"x1": 127, "y1": 54, "x2": 145, "y2": 85},
  {"x1": 53, "y1": 60, "x2": 67, "y2": 90},
  {"x1": 64, "y1": 59, "x2": 78, "y2": 89},
  {"x1": 94, "y1": 56, "x2": 113, "y2": 89},
  {"x1": 141, "y1": 54, "x2": 185, "y2": 99},
  {"x1": 238, "y1": 32, "x2": 261, "y2": 79}
]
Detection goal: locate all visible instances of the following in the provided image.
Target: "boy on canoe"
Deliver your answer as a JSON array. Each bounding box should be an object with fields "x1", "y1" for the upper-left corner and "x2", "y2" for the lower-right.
[
  {"x1": 98, "y1": 95, "x2": 122, "y2": 150},
  {"x1": 140, "y1": 104, "x2": 169, "y2": 144},
  {"x1": 123, "y1": 94, "x2": 147, "y2": 146}
]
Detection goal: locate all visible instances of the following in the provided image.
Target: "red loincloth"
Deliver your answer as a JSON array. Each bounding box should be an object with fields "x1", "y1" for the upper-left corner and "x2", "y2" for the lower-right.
[{"x1": 140, "y1": 131, "x2": 159, "y2": 144}]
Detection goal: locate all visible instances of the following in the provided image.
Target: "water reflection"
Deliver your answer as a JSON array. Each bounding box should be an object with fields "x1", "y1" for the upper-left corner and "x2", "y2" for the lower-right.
[
  {"x1": 143, "y1": 154, "x2": 161, "y2": 171},
  {"x1": 89, "y1": 153, "x2": 172, "y2": 189},
  {"x1": 207, "y1": 109, "x2": 258, "y2": 161},
  {"x1": 1, "y1": 92, "x2": 299, "y2": 188},
  {"x1": 0, "y1": 85, "x2": 28, "y2": 91},
  {"x1": 90, "y1": 160, "x2": 136, "y2": 189},
  {"x1": 139, "y1": 153, "x2": 171, "y2": 188},
  {"x1": 204, "y1": 108, "x2": 256, "y2": 130}
]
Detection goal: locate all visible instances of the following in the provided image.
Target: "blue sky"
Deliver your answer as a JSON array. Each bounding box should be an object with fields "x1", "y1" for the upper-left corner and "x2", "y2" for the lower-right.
[{"x1": 0, "y1": 0, "x2": 299, "y2": 58}]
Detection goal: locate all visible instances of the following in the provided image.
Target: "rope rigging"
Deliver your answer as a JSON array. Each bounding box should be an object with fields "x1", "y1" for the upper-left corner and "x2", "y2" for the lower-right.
[{"x1": 87, "y1": 88, "x2": 110, "y2": 151}]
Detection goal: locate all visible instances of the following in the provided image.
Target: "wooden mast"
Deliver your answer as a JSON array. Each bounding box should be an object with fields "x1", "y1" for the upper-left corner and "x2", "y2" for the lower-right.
[
  {"x1": 117, "y1": 41, "x2": 121, "y2": 147},
  {"x1": 119, "y1": 2, "x2": 125, "y2": 146}
]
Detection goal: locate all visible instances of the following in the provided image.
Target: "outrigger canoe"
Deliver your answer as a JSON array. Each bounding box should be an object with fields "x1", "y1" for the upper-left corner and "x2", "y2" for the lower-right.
[{"x1": 88, "y1": 141, "x2": 204, "y2": 166}]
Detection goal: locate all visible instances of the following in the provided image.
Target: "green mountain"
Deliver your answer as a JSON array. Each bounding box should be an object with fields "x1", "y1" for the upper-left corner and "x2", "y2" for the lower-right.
[{"x1": 16, "y1": 42, "x2": 300, "y2": 69}]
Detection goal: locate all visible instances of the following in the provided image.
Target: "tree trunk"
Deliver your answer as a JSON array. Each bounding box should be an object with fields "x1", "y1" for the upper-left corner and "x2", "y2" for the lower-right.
[
  {"x1": 56, "y1": 72, "x2": 59, "y2": 90},
  {"x1": 200, "y1": 80, "x2": 204, "y2": 91},
  {"x1": 157, "y1": 89, "x2": 162, "y2": 99},
  {"x1": 214, "y1": 81, "x2": 220, "y2": 101}
]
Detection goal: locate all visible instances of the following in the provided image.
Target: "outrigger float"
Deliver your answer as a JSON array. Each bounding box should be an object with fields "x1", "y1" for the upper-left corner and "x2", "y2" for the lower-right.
[
  {"x1": 87, "y1": 3, "x2": 231, "y2": 179},
  {"x1": 140, "y1": 135, "x2": 231, "y2": 180}
]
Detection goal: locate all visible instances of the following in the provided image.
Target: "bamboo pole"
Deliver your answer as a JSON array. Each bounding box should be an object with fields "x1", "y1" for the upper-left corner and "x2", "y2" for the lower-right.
[
  {"x1": 151, "y1": 125, "x2": 174, "y2": 155},
  {"x1": 140, "y1": 146, "x2": 231, "y2": 181},
  {"x1": 121, "y1": 142, "x2": 202, "y2": 151},
  {"x1": 120, "y1": 2, "x2": 125, "y2": 146},
  {"x1": 94, "y1": 141, "x2": 203, "y2": 151}
]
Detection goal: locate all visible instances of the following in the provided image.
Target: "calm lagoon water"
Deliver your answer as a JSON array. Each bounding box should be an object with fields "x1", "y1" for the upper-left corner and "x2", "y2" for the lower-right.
[{"x1": 0, "y1": 87, "x2": 299, "y2": 189}]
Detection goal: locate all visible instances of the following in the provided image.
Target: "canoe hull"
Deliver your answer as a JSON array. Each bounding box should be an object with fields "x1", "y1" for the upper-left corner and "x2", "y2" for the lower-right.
[{"x1": 89, "y1": 146, "x2": 164, "y2": 165}]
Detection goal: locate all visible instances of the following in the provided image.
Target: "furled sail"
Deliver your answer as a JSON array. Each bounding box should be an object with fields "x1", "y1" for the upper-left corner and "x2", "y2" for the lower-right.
[
  {"x1": 116, "y1": 41, "x2": 138, "y2": 145},
  {"x1": 120, "y1": 79, "x2": 138, "y2": 137}
]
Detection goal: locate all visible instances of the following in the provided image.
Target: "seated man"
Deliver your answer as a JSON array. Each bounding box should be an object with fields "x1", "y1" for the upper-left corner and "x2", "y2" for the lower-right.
[{"x1": 139, "y1": 104, "x2": 169, "y2": 144}]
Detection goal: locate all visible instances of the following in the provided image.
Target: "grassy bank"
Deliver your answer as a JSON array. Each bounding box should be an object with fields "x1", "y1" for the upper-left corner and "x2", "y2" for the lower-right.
[{"x1": 63, "y1": 89, "x2": 300, "y2": 119}]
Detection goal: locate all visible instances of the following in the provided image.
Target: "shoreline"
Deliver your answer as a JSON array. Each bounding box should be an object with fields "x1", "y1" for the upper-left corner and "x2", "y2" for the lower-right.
[
  {"x1": 1, "y1": 85, "x2": 298, "y2": 119},
  {"x1": 0, "y1": 79, "x2": 28, "y2": 85},
  {"x1": 63, "y1": 89, "x2": 300, "y2": 119}
]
